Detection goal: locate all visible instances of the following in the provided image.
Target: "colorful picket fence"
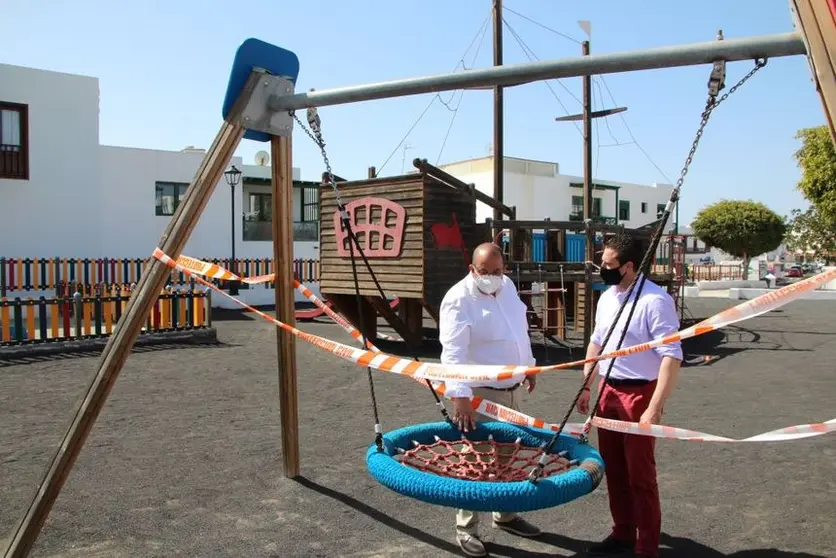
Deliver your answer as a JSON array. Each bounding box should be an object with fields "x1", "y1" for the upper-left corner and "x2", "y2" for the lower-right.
[
  {"x1": 0, "y1": 287, "x2": 211, "y2": 346},
  {"x1": 0, "y1": 257, "x2": 321, "y2": 295}
]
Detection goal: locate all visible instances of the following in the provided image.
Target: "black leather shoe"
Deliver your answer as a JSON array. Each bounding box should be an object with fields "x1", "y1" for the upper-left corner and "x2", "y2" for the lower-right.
[{"x1": 586, "y1": 535, "x2": 634, "y2": 555}]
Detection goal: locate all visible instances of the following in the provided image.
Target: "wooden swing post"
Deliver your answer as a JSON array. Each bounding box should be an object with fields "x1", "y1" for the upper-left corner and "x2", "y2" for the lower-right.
[
  {"x1": 271, "y1": 133, "x2": 300, "y2": 478},
  {"x1": 2, "y1": 74, "x2": 257, "y2": 556}
]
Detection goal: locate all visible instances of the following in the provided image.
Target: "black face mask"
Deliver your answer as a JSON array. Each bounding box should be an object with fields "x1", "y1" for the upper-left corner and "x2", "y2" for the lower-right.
[{"x1": 599, "y1": 266, "x2": 624, "y2": 285}]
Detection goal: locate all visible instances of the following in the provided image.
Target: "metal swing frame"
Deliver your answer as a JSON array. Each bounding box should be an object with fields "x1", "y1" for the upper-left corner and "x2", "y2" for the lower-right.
[{"x1": 6, "y1": 5, "x2": 836, "y2": 554}]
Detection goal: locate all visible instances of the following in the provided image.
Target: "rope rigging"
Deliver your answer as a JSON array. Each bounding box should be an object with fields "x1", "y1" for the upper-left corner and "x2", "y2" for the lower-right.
[{"x1": 289, "y1": 51, "x2": 769, "y2": 480}]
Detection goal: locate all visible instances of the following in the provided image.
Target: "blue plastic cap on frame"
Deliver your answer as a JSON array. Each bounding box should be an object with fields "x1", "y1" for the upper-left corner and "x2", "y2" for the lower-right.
[{"x1": 222, "y1": 38, "x2": 300, "y2": 143}]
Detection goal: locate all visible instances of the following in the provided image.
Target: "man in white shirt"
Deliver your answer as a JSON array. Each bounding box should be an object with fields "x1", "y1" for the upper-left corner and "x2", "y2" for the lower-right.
[
  {"x1": 576, "y1": 233, "x2": 682, "y2": 558},
  {"x1": 439, "y1": 242, "x2": 542, "y2": 557}
]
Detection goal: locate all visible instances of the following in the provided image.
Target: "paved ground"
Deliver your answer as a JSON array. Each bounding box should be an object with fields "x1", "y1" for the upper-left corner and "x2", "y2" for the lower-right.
[{"x1": 1, "y1": 298, "x2": 834, "y2": 558}]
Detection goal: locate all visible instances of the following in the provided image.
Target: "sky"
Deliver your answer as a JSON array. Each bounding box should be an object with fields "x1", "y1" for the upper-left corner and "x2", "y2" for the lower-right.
[{"x1": 2, "y1": 0, "x2": 827, "y2": 226}]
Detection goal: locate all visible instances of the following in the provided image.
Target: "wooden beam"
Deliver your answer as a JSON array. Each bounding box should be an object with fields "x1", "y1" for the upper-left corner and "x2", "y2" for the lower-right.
[
  {"x1": 421, "y1": 299, "x2": 440, "y2": 328},
  {"x1": 367, "y1": 296, "x2": 422, "y2": 347},
  {"x1": 4, "y1": 117, "x2": 247, "y2": 557},
  {"x1": 327, "y1": 293, "x2": 378, "y2": 342},
  {"x1": 792, "y1": 0, "x2": 836, "y2": 144},
  {"x1": 413, "y1": 158, "x2": 515, "y2": 218},
  {"x1": 397, "y1": 298, "x2": 424, "y2": 339},
  {"x1": 271, "y1": 135, "x2": 300, "y2": 479}
]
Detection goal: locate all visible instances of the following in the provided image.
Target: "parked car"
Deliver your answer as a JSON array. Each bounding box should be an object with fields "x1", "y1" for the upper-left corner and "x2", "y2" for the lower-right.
[{"x1": 786, "y1": 266, "x2": 803, "y2": 278}]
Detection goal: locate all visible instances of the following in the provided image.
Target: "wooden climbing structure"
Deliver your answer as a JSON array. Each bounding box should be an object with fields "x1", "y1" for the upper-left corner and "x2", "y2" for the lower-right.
[
  {"x1": 317, "y1": 158, "x2": 510, "y2": 346},
  {"x1": 492, "y1": 218, "x2": 676, "y2": 344}
]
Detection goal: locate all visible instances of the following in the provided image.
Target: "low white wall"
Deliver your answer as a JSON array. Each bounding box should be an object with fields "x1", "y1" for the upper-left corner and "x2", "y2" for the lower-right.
[
  {"x1": 683, "y1": 286, "x2": 701, "y2": 298},
  {"x1": 698, "y1": 280, "x2": 767, "y2": 291},
  {"x1": 729, "y1": 288, "x2": 836, "y2": 301},
  {"x1": 210, "y1": 282, "x2": 322, "y2": 309},
  {"x1": 820, "y1": 267, "x2": 836, "y2": 291}
]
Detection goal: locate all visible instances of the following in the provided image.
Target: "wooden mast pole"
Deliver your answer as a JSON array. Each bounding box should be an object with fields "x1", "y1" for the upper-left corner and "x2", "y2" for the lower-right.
[
  {"x1": 581, "y1": 40, "x2": 595, "y2": 348},
  {"x1": 492, "y1": 0, "x2": 504, "y2": 237}
]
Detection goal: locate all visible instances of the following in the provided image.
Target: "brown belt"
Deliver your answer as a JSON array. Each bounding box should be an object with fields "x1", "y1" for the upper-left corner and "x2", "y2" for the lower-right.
[{"x1": 483, "y1": 383, "x2": 521, "y2": 392}]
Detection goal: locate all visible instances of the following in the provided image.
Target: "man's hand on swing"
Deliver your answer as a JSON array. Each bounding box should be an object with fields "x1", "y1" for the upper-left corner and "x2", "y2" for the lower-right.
[{"x1": 452, "y1": 397, "x2": 475, "y2": 432}]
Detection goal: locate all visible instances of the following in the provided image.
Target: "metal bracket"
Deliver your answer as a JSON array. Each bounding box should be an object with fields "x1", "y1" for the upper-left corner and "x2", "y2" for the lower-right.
[
  {"x1": 707, "y1": 30, "x2": 727, "y2": 97},
  {"x1": 238, "y1": 70, "x2": 295, "y2": 137}
]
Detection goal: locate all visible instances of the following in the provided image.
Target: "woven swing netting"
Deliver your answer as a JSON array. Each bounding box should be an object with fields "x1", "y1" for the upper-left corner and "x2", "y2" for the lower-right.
[{"x1": 395, "y1": 435, "x2": 578, "y2": 482}]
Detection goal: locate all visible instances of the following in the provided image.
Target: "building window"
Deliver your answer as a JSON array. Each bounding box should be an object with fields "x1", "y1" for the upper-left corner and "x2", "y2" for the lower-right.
[
  {"x1": 248, "y1": 192, "x2": 272, "y2": 221},
  {"x1": 656, "y1": 203, "x2": 666, "y2": 218},
  {"x1": 155, "y1": 182, "x2": 189, "y2": 215},
  {"x1": 619, "y1": 200, "x2": 630, "y2": 221},
  {"x1": 0, "y1": 102, "x2": 29, "y2": 180},
  {"x1": 242, "y1": 184, "x2": 321, "y2": 241},
  {"x1": 570, "y1": 195, "x2": 602, "y2": 218},
  {"x1": 302, "y1": 186, "x2": 319, "y2": 222},
  {"x1": 641, "y1": 202, "x2": 647, "y2": 213}
]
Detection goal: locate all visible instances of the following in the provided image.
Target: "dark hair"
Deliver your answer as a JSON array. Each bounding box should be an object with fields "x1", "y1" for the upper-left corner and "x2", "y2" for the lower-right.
[{"x1": 603, "y1": 233, "x2": 644, "y2": 269}]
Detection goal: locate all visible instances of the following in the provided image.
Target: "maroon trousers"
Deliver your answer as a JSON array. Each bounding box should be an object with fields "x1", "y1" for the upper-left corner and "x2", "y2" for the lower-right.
[{"x1": 596, "y1": 380, "x2": 661, "y2": 557}]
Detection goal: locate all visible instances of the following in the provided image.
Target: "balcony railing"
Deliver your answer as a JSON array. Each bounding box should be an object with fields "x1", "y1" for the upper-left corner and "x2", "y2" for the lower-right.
[
  {"x1": 569, "y1": 213, "x2": 617, "y2": 226},
  {"x1": 242, "y1": 219, "x2": 319, "y2": 242},
  {"x1": 1, "y1": 144, "x2": 27, "y2": 179}
]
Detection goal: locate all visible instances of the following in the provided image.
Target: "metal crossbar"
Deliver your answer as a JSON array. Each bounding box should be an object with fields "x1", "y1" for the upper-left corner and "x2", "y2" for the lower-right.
[{"x1": 268, "y1": 32, "x2": 805, "y2": 111}]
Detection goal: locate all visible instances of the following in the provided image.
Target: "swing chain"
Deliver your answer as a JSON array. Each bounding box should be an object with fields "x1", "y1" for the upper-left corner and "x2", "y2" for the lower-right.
[
  {"x1": 673, "y1": 57, "x2": 768, "y2": 196},
  {"x1": 292, "y1": 109, "x2": 348, "y2": 219}
]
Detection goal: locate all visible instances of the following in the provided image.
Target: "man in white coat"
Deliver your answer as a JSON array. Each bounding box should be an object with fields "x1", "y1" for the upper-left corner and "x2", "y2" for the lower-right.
[{"x1": 439, "y1": 242, "x2": 542, "y2": 557}]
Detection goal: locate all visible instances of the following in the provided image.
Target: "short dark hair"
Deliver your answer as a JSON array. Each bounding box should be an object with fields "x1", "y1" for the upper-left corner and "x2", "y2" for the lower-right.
[{"x1": 603, "y1": 233, "x2": 644, "y2": 269}]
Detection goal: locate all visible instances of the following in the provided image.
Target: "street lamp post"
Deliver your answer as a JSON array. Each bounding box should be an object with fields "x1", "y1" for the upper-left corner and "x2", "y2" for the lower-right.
[{"x1": 224, "y1": 165, "x2": 242, "y2": 295}]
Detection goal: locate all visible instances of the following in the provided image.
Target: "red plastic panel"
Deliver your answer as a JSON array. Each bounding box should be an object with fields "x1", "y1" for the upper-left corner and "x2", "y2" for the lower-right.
[
  {"x1": 334, "y1": 197, "x2": 407, "y2": 258},
  {"x1": 430, "y1": 212, "x2": 470, "y2": 266}
]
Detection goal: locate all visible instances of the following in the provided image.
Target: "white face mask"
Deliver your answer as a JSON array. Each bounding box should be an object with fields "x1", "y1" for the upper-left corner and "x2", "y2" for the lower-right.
[{"x1": 474, "y1": 272, "x2": 502, "y2": 294}]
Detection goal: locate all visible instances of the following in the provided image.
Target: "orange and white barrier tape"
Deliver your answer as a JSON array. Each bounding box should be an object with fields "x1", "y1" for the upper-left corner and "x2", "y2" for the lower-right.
[
  {"x1": 292, "y1": 279, "x2": 400, "y2": 347},
  {"x1": 154, "y1": 248, "x2": 836, "y2": 385},
  {"x1": 153, "y1": 248, "x2": 835, "y2": 443},
  {"x1": 171, "y1": 252, "x2": 401, "y2": 344}
]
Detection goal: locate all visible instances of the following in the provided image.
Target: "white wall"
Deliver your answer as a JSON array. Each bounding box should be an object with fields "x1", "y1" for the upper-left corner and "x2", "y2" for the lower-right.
[
  {"x1": 439, "y1": 156, "x2": 672, "y2": 228},
  {"x1": 0, "y1": 64, "x2": 101, "y2": 257},
  {"x1": 0, "y1": 63, "x2": 318, "y2": 262},
  {"x1": 100, "y1": 148, "x2": 319, "y2": 260},
  {"x1": 242, "y1": 163, "x2": 301, "y2": 182},
  {"x1": 99, "y1": 146, "x2": 244, "y2": 257}
]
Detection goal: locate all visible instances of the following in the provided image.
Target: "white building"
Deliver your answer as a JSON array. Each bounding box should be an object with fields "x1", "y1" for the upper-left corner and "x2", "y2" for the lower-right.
[
  {"x1": 0, "y1": 63, "x2": 319, "y2": 261},
  {"x1": 0, "y1": 62, "x2": 321, "y2": 304},
  {"x1": 438, "y1": 155, "x2": 674, "y2": 229}
]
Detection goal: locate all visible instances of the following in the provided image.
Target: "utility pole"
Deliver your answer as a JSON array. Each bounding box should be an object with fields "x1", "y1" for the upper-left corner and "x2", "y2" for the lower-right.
[{"x1": 492, "y1": 0, "x2": 504, "y2": 229}]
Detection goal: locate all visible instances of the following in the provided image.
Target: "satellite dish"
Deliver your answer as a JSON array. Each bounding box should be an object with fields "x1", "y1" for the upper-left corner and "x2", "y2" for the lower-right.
[{"x1": 255, "y1": 150, "x2": 270, "y2": 166}]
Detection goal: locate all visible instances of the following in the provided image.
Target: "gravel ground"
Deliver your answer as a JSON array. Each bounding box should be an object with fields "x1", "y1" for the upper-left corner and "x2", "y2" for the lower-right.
[{"x1": 1, "y1": 298, "x2": 834, "y2": 558}]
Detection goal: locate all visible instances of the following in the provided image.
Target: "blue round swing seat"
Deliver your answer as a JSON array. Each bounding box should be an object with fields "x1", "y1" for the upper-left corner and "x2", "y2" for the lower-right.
[{"x1": 366, "y1": 421, "x2": 605, "y2": 513}]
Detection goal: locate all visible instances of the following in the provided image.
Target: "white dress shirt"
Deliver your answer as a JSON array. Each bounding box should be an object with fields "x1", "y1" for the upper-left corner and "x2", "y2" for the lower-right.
[
  {"x1": 439, "y1": 273, "x2": 536, "y2": 398},
  {"x1": 591, "y1": 275, "x2": 683, "y2": 381}
]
